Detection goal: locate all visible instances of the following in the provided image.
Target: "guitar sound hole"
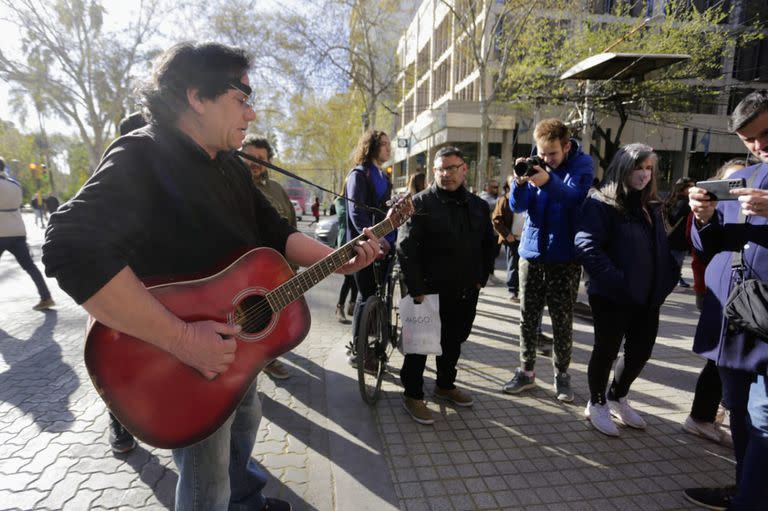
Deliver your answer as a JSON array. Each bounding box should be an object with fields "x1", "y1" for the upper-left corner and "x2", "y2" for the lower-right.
[{"x1": 235, "y1": 295, "x2": 273, "y2": 334}]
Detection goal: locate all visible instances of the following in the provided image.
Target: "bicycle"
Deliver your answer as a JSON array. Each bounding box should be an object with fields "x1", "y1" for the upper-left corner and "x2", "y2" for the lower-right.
[{"x1": 356, "y1": 254, "x2": 405, "y2": 404}]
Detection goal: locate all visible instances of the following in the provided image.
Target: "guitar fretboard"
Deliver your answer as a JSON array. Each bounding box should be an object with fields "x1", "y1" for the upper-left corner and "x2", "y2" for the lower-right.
[{"x1": 266, "y1": 217, "x2": 396, "y2": 311}]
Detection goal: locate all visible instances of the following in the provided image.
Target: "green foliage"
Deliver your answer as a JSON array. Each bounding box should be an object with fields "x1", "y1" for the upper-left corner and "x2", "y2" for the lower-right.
[
  {"x1": 497, "y1": 0, "x2": 766, "y2": 167},
  {"x1": 279, "y1": 92, "x2": 361, "y2": 193},
  {"x1": 0, "y1": 120, "x2": 39, "y2": 201},
  {"x1": 63, "y1": 142, "x2": 91, "y2": 201}
]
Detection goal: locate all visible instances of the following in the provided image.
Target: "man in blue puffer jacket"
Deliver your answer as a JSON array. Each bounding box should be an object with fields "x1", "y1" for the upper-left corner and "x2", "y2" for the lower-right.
[{"x1": 502, "y1": 119, "x2": 594, "y2": 402}]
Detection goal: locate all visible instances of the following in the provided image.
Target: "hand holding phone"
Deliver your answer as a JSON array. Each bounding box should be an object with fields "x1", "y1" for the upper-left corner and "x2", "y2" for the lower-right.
[{"x1": 695, "y1": 178, "x2": 746, "y2": 201}]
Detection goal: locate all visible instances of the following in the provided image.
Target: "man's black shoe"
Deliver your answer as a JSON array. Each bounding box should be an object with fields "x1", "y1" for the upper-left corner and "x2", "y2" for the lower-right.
[
  {"x1": 683, "y1": 485, "x2": 735, "y2": 510},
  {"x1": 109, "y1": 413, "x2": 136, "y2": 454},
  {"x1": 262, "y1": 497, "x2": 292, "y2": 511}
]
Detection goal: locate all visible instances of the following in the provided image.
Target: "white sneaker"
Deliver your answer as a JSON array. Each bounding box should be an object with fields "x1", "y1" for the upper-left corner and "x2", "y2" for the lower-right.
[
  {"x1": 683, "y1": 416, "x2": 731, "y2": 446},
  {"x1": 608, "y1": 397, "x2": 646, "y2": 429},
  {"x1": 585, "y1": 401, "x2": 619, "y2": 437}
]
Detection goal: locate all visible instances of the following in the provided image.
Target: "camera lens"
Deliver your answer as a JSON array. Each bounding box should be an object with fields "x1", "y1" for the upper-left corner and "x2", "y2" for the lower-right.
[{"x1": 513, "y1": 161, "x2": 531, "y2": 177}]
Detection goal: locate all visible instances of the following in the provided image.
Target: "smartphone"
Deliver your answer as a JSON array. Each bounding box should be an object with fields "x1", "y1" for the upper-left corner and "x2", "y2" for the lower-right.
[{"x1": 695, "y1": 178, "x2": 746, "y2": 201}]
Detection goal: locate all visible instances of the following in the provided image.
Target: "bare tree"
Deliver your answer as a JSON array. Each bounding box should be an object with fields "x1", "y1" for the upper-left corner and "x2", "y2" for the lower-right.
[
  {"x1": 0, "y1": 0, "x2": 162, "y2": 172},
  {"x1": 440, "y1": 0, "x2": 544, "y2": 188},
  {"x1": 277, "y1": 0, "x2": 413, "y2": 131}
]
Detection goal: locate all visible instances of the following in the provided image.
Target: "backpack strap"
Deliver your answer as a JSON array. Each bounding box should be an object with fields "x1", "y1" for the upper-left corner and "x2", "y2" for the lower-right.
[{"x1": 732, "y1": 167, "x2": 761, "y2": 270}]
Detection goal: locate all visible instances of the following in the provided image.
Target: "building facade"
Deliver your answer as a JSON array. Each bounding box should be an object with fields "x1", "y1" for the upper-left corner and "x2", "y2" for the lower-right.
[{"x1": 391, "y1": 0, "x2": 768, "y2": 191}]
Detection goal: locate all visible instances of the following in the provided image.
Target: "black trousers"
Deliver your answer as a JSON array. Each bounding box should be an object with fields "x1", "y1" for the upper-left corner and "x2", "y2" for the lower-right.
[
  {"x1": 587, "y1": 294, "x2": 660, "y2": 403},
  {"x1": 690, "y1": 359, "x2": 723, "y2": 422},
  {"x1": 337, "y1": 274, "x2": 358, "y2": 307},
  {"x1": 400, "y1": 288, "x2": 479, "y2": 400},
  {"x1": 0, "y1": 236, "x2": 51, "y2": 300}
]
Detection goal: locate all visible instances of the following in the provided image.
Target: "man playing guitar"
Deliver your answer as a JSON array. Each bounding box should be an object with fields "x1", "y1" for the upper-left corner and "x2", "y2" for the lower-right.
[{"x1": 42, "y1": 42, "x2": 380, "y2": 511}]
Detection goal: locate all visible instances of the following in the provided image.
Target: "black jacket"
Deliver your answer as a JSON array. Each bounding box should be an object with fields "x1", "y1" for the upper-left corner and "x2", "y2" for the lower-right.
[
  {"x1": 396, "y1": 184, "x2": 496, "y2": 297},
  {"x1": 43, "y1": 124, "x2": 295, "y2": 304},
  {"x1": 575, "y1": 194, "x2": 679, "y2": 306}
]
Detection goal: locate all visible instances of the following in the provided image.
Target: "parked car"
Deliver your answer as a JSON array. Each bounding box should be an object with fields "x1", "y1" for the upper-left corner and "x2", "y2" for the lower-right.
[
  {"x1": 290, "y1": 199, "x2": 302, "y2": 221},
  {"x1": 315, "y1": 214, "x2": 339, "y2": 246}
]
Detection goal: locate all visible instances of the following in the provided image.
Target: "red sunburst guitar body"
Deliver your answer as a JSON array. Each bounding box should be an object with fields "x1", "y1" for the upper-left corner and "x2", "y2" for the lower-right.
[
  {"x1": 83, "y1": 194, "x2": 413, "y2": 450},
  {"x1": 84, "y1": 248, "x2": 310, "y2": 449}
]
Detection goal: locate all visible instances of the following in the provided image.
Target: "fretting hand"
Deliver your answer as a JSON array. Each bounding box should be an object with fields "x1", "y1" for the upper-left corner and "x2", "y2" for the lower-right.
[{"x1": 337, "y1": 227, "x2": 381, "y2": 274}]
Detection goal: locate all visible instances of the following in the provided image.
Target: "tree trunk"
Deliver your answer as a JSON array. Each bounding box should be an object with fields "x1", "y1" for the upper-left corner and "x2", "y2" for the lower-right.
[{"x1": 477, "y1": 99, "x2": 490, "y2": 193}]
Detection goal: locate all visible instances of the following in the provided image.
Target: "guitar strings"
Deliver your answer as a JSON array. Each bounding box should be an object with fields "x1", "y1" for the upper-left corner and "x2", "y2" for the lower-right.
[{"x1": 229, "y1": 199, "x2": 412, "y2": 333}]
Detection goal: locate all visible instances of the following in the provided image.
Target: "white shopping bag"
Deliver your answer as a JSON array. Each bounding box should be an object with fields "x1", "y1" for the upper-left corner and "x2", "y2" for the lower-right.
[{"x1": 399, "y1": 294, "x2": 442, "y2": 356}]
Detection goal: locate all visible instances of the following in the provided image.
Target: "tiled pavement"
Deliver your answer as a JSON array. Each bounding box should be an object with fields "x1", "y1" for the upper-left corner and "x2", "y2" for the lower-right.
[{"x1": 1, "y1": 213, "x2": 733, "y2": 510}]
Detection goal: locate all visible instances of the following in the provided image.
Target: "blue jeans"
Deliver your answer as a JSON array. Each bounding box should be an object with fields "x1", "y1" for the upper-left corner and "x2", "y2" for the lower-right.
[
  {"x1": 504, "y1": 242, "x2": 520, "y2": 294},
  {"x1": 172, "y1": 381, "x2": 267, "y2": 511},
  {"x1": 732, "y1": 373, "x2": 768, "y2": 510}
]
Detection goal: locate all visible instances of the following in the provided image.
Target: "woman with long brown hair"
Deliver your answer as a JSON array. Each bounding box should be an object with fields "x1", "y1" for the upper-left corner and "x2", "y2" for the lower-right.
[
  {"x1": 343, "y1": 129, "x2": 394, "y2": 364},
  {"x1": 575, "y1": 143, "x2": 679, "y2": 436}
]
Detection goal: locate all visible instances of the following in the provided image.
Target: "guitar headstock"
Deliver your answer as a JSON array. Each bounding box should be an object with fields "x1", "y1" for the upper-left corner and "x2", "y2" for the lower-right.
[{"x1": 386, "y1": 193, "x2": 415, "y2": 228}]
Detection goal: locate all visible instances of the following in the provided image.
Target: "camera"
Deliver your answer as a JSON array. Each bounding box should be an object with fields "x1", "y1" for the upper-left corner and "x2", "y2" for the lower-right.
[{"x1": 513, "y1": 155, "x2": 546, "y2": 177}]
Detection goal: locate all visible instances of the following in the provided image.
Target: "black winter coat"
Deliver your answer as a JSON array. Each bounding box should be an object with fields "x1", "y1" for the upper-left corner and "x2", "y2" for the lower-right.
[
  {"x1": 397, "y1": 184, "x2": 496, "y2": 297},
  {"x1": 575, "y1": 194, "x2": 679, "y2": 307}
]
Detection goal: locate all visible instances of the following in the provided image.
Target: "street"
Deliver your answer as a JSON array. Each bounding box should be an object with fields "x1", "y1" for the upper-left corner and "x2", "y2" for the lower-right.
[{"x1": 0, "y1": 213, "x2": 734, "y2": 510}]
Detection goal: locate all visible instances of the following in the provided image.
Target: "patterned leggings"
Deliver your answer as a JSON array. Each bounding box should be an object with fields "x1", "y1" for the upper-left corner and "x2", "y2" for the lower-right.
[{"x1": 518, "y1": 259, "x2": 581, "y2": 372}]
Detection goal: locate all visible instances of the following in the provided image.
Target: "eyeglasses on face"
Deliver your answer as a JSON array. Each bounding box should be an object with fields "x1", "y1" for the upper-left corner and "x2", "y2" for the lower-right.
[
  {"x1": 228, "y1": 82, "x2": 256, "y2": 109},
  {"x1": 435, "y1": 163, "x2": 464, "y2": 174}
]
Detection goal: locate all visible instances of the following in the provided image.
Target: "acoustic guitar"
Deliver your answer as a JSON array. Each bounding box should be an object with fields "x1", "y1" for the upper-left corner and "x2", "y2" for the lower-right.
[{"x1": 84, "y1": 196, "x2": 414, "y2": 449}]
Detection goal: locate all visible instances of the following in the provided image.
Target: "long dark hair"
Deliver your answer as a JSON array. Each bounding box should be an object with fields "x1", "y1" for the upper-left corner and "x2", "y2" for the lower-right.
[
  {"x1": 597, "y1": 143, "x2": 659, "y2": 214},
  {"x1": 351, "y1": 130, "x2": 387, "y2": 167}
]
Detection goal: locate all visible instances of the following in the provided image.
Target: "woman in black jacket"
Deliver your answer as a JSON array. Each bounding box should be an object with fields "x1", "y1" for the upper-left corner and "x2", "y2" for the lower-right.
[{"x1": 575, "y1": 143, "x2": 679, "y2": 437}]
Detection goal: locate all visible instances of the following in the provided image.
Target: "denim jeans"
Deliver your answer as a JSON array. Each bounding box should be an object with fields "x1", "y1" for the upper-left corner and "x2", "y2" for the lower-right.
[
  {"x1": 732, "y1": 373, "x2": 768, "y2": 510},
  {"x1": 172, "y1": 381, "x2": 267, "y2": 511},
  {"x1": 504, "y1": 242, "x2": 520, "y2": 294}
]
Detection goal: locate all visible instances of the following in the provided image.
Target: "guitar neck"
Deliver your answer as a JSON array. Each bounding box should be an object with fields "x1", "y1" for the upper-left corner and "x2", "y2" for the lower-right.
[{"x1": 266, "y1": 217, "x2": 396, "y2": 311}]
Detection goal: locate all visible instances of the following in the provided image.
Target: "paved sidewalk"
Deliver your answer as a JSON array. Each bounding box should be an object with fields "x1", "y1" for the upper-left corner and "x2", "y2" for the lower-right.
[{"x1": 0, "y1": 213, "x2": 733, "y2": 510}]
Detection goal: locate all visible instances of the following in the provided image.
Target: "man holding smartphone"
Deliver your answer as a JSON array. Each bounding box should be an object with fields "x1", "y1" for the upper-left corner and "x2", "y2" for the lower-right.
[{"x1": 684, "y1": 90, "x2": 768, "y2": 510}]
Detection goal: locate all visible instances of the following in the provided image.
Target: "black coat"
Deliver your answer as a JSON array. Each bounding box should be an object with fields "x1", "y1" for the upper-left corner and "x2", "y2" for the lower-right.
[
  {"x1": 396, "y1": 184, "x2": 496, "y2": 297},
  {"x1": 575, "y1": 194, "x2": 679, "y2": 307}
]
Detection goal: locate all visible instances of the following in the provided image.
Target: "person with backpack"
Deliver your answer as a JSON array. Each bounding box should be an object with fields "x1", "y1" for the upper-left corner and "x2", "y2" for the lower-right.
[{"x1": 344, "y1": 130, "x2": 394, "y2": 366}]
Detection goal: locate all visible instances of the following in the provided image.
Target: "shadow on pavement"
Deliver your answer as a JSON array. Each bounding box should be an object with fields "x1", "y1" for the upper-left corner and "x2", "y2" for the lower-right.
[
  {"x1": 122, "y1": 447, "x2": 178, "y2": 509},
  {"x1": 0, "y1": 311, "x2": 79, "y2": 432}
]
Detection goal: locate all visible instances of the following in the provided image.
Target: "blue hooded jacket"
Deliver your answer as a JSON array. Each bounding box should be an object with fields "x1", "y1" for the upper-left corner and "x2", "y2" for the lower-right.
[{"x1": 510, "y1": 138, "x2": 594, "y2": 262}]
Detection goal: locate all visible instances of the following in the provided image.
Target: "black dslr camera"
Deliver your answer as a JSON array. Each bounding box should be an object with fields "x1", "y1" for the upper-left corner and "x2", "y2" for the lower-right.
[{"x1": 513, "y1": 155, "x2": 546, "y2": 177}]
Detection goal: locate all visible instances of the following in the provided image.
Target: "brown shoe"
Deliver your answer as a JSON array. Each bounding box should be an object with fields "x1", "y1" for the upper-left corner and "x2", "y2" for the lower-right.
[
  {"x1": 434, "y1": 386, "x2": 474, "y2": 407},
  {"x1": 263, "y1": 359, "x2": 291, "y2": 380},
  {"x1": 402, "y1": 396, "x2": 434, "y2": 425},
  {"x1": 346, "y1": 301, "x2": 355, "y2": 316},
  {"x1": 33, "y1": 298, "x2": 55, "y2": 311}
]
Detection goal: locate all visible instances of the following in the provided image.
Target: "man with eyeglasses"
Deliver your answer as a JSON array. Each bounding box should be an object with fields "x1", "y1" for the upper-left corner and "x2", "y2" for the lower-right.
[
  {"x1": 42, "y1": 42, "x2": 381, "y2": 511},
  {"x1": 396, "y1": 146, "x2": 496, "y2": 424},
  {"x1": 240, "y1": 134, "x2": 296, "y2": 381}
]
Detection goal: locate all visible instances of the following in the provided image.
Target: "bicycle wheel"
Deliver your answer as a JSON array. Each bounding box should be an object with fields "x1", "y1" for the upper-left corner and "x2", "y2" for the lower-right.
[{"x1": 357, "y1": 295, "x2": 387, "y2": 405}]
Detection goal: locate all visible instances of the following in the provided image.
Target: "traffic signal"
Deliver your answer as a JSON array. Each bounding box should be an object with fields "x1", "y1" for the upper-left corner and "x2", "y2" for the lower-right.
[
  {"x1": 40, "y1": 164, "x2": 48, "y2": 179},
  {"x1": 29, "y1": 162, "x2": 39, "y2": 177},
  {"x1": 386, "y1": 166, "x2": 393, "y2": 175}
]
